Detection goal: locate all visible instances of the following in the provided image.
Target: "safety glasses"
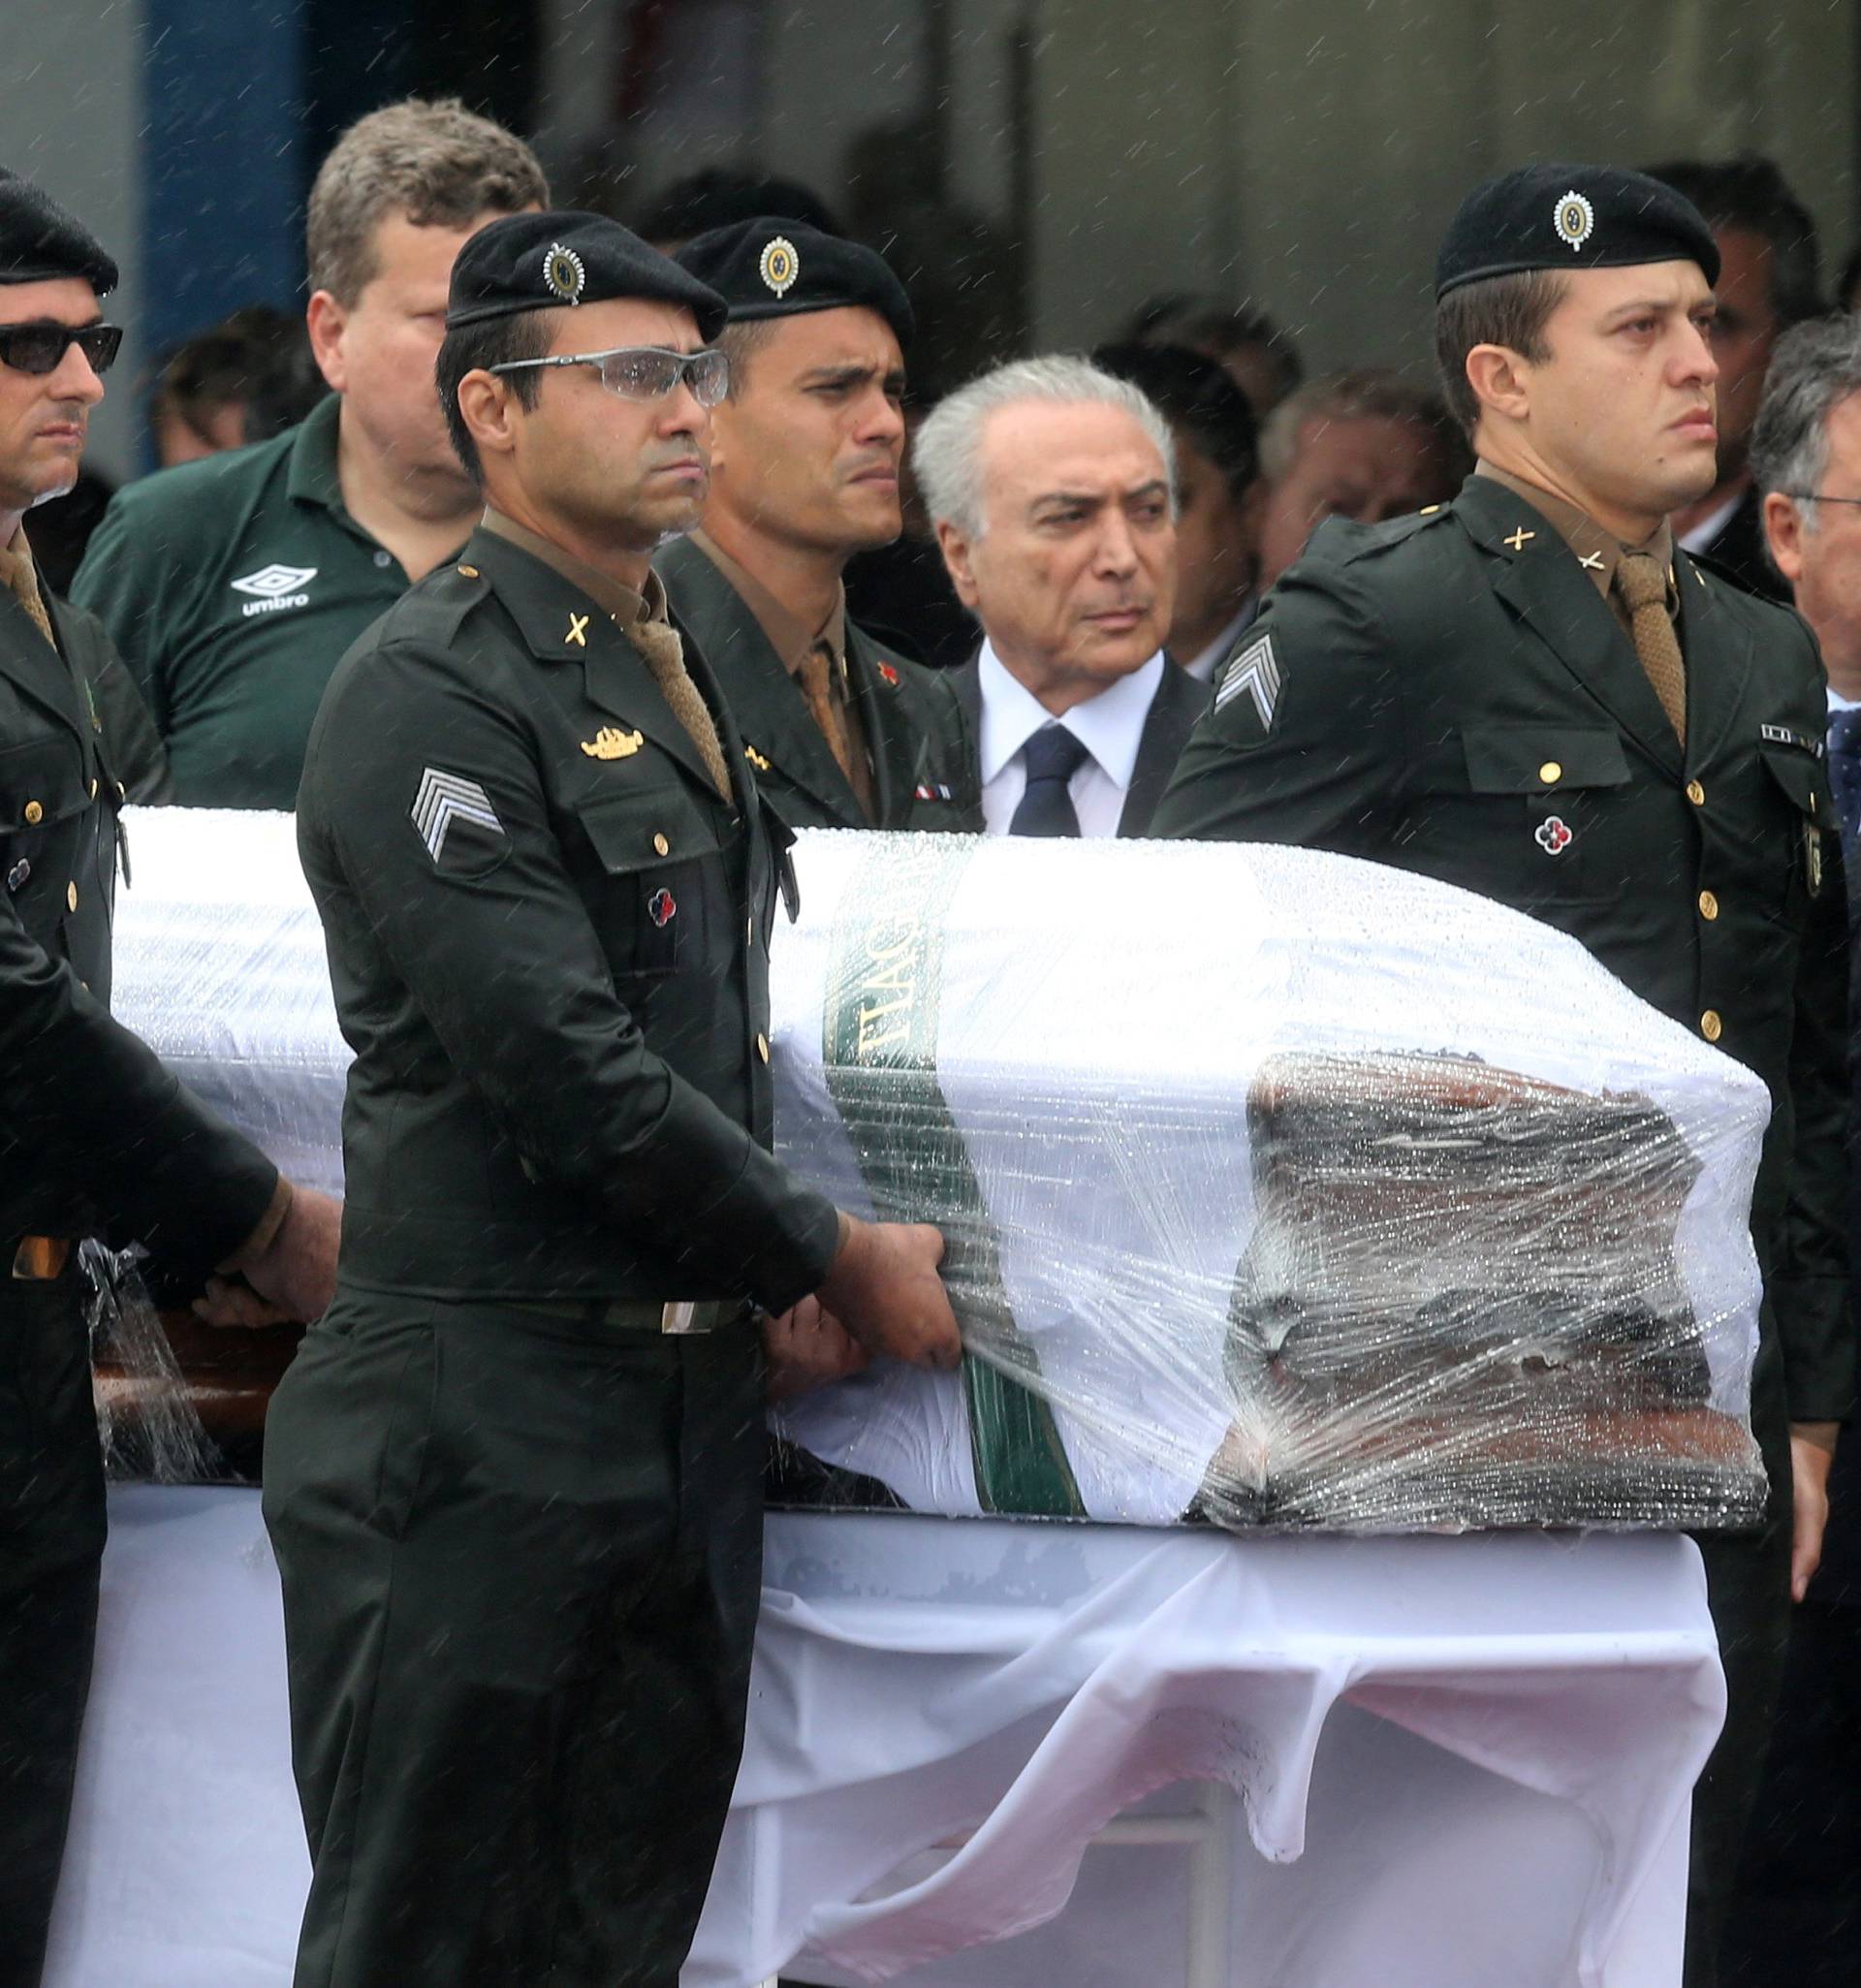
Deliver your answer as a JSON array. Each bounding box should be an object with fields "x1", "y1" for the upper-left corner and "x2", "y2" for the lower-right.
[
  {"x1": 0, "y1": 321, "x2": 123, "y2": 377},
  {"x1": 489, "y1": 344, "x2": 730, "y2": 407}
]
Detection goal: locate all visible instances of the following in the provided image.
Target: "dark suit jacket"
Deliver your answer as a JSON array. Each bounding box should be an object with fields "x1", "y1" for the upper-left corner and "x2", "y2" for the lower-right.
[
  {"x1": 1696, "y1": 482, "x2": 1792, "y2": 606},
  {"x1": 655, "y1": 535, "x2": 981, "y2": 834},
  {"x1": 950, "y1": 651, "x2": 1211, "y2": 838},
  {"x1": 1156, "y1": 473, "x2": 1854, "y2": 1454}
]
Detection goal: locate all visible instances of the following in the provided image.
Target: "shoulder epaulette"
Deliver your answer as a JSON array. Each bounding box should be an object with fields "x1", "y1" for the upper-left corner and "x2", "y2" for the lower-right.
[{"x1": 1322, "y1": 504, "x2": 1455, "y2": 567}]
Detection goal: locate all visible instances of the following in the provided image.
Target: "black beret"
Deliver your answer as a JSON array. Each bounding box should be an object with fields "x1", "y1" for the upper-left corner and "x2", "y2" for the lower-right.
[
  {"x1": 674, "y1": 218, "x2": 914, "y2": 347},
  {"x1": 1436, "y1": 163, "x2": 1719, "y2": 299},
  {"x1": 447, "y1": 210, "x2": 728, "y2": 340},
  {"x1": 0, "y1": 171, "x2": 116, "y2": 297}
]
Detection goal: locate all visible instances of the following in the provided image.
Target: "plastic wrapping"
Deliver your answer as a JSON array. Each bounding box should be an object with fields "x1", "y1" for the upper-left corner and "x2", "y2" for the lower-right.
[
  {"x1": 766, "y1": 831, "x2": 1770, "y2": 1532},
  {"x1": 110, "y1": 810, "x2": 1771, "y2": 1531}
]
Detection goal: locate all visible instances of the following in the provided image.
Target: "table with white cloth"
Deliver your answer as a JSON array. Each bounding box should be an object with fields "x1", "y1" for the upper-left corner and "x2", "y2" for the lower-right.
[{"x1": 47, "y1": 1486, "x2": 1721, "y2": 1988}]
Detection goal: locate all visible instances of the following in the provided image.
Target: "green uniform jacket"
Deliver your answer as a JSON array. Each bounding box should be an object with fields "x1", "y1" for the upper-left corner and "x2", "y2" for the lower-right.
[
  {"x1": 655, "y1": 533, "x2": 982, "y2": 831},
  {"x1": 71, "y1": 395, "x2": 412, "y2": 809},
  {"x1": 297, "y1": 524, "x2": 841, "y2": 1309},
  {"x1": 0, "y1": 585, "x2": 276, "y2": 1273},
  {"x1": 1154, "y1": 474, "x2": 1854, "y2": 1428}
]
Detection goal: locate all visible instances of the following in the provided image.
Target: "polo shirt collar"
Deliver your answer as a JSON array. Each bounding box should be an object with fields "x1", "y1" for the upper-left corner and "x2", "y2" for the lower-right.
[
  {"x1": 284, "y1": 393, "x2": 347, "y2": 513},
  {"x1": 977, "y1": 639, "x2": 1163, "y2": 790}
]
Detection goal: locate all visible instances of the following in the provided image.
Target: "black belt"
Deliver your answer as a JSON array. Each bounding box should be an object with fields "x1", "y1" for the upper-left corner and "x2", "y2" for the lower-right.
[{"x1": 502, "y1": 1296, "x2": 745, "y2": 1336}]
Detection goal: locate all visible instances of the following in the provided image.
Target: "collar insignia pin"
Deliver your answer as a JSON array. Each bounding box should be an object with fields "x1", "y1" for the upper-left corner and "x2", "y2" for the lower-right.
[
  {"x1": 1578, "y1": 551, "x2": 1606, "y2": 571},
  {"x1": 1504, "y1": 527, "x2": 1535, "y2": 552},
  {"x1": 743, "y1": 743, "x2": 773, "y2": 772},
  {"x1": 875, "y1": 660, "x2": 899, "y2": 686},
  {"x1": 565, "y1": 612, "x2": 590, "y2": 647},
  {"x1": 582, "y1": 727, "x2": 643, "y2": 760}
]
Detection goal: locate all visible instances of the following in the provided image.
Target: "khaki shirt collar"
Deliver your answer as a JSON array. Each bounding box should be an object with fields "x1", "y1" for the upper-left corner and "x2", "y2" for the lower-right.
[
  {"x1": 479, "y1": 506, "x2": 670, "y2": 627},
  {"x1": 1476, "y1": 461, "x2": 1677, "y2": 611},
  {"x1": 690, "y1": 527, "x2": 847, "y2": 682}
]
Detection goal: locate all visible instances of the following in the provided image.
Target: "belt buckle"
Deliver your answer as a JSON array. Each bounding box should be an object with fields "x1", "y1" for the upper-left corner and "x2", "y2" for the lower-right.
[{"x1": 661, "y1": 1301, "x2": 699, "y2": 1335}]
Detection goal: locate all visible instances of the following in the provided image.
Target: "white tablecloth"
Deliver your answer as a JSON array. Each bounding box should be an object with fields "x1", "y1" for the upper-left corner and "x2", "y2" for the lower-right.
[{"x1": 46, "y1": 1490, "x2": 1722, "y2": 1988}]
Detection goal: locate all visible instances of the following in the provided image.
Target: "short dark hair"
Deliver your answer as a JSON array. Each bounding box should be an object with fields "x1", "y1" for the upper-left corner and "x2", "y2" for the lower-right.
[
  {"x1": 1091, "y1": 340, "x2": 1259, "y2": 498},
  {"x1": 715, "y1": 317, "x2": 776, "y2": 397},
  {"x1": 1433, "y1": 268, "x2": 1567, "y2": 438},
  {"x1": 434, "y1": 308, "x2": 552, "y2": 486},
  {"x1": 1645, "y1": 155, "x2": 1824, "y2": 326}
]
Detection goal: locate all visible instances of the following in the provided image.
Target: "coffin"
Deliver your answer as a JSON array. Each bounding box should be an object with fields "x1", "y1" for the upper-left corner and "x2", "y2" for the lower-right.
[{"x1": 110, "y1": 812, "x2": 1771, "y2": 1530}]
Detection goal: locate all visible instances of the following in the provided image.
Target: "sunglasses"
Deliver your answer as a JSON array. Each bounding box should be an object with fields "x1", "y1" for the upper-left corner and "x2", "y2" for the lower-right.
[
  {"x1": 0, "y1": 321, "x2": 123, "y2": 377},
  {"x1": 489, "y1": 345, "x2": 730, "y2": 407}
]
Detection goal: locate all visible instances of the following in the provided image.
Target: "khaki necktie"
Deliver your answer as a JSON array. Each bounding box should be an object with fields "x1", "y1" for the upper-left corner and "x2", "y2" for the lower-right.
[
  {"x1": 798, "y1": 645, "x2": 860, "y2": 792},
  {"x1": 0, "y1": 535, "x2": 56, "y2": 650},
  {"x1": 624, "y1": 616, "x2": 733, "y2": 801},
  {"x1": 1614, "y1": 552, "x2": 1687, "y2": 745}
]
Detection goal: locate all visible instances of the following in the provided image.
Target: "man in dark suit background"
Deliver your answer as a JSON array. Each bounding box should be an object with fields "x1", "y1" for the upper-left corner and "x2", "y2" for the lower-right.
[
  {"x1": 1721, "y1": 309, "x2": 1861, "y2": 1988},
  {"x1": 914, "y1": 355, "x2": 1207, "y2": 839},
  {"x1": 656, "y1": 219, "x2": 977, "y2": 833},
  {"x1": 1652, "y1": 156, "x2": 1824, "y2": 604}
]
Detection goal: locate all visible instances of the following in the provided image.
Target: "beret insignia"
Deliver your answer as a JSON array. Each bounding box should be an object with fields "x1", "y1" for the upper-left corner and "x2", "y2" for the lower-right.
[
  {"x1": 758, "y1": 236, "x2": 800, "y2": 298},
  {"x1": 543, "y1": 242, "x2": 585, "y2": 303},
  {"x1": 1553, "y1": 191, "x2": 1595, "y2": 252}
]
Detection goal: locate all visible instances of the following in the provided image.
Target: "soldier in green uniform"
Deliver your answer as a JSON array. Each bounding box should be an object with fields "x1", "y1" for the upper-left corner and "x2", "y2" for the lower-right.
[
  {"x1": 1154, "y1": 164, "x2": 1852, "y2": 1988},
  {"x1": 0, "y1": 174, "x2": 339, "y2": 1988},
  {"x1": 657, "y1": 218, "x2": 979, "y2": 830},
  {"x1": 262, "y1": 211, "x2": 962, "y2": 1988}
]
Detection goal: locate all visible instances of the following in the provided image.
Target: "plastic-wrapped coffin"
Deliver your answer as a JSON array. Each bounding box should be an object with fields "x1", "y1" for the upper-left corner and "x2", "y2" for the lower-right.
[
  {"x1": 110, "y1": 812, "x2": 1772, "y2": 1533},
  {"x1": 765, "y1": 832, "x2": 1770, "y2": 1532}
]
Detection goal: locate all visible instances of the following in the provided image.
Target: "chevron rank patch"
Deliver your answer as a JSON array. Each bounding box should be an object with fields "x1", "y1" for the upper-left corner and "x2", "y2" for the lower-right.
[
  {"x1": 412, "y1": 767, "x2": 507, "y2": 873},
  {"x1": 1214, "y1": 630, "x2": 1282, "y2": 733}
]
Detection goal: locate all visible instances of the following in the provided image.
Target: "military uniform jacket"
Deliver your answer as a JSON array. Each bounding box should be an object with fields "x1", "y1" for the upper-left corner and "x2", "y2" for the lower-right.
[
  {"x1": 655, "y1": 533, "x2": 982, "y2": 832},
  {"x1": 0, "y1": 585, "x2": 276, "y2": 1269},
  {"x1": 1155, "y1": 474, "x2": 1854, "y2": 1425},
  {"x1": 297, "y1": 524, "x2": 842, "y2": 1308}
]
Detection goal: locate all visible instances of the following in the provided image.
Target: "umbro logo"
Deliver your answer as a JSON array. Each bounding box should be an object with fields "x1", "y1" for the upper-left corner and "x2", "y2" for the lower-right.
[{"x1": 231, "y1": 563, "x2": 318, "y2": 617}]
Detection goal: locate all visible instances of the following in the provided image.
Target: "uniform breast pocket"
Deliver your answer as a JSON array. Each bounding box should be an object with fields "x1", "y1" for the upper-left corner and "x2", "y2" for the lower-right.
[
  {"x1": 1403, "y1": 725, "x2": 1632, "y2": 907},
  {"x1": 1756, "y1": 745, "x2": 1832, "y2": 926},
  {"x1": 575, "y1": 782, "x2": 723, "y2": 979},
  {"x1": 0, "y1": 734, "x2": 88, "y2": 899}
]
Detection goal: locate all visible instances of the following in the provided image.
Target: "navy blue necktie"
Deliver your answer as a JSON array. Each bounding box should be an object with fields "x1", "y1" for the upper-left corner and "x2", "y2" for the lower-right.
[
  {"x1": 1009, "y1": 724, "x2": 1089, "y2": 837},
  {"x1": 1829, "y1": 707, "x2": 1861, "y2": 866}
]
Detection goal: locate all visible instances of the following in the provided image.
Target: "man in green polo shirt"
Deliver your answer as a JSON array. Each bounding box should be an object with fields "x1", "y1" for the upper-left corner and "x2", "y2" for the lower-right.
[{"x1": 72, "y1": 98, "x2": 546, "y2": 808}]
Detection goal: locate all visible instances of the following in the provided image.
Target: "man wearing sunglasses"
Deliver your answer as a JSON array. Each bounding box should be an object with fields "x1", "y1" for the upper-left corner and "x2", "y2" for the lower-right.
[
  {"x1": 0, "y1": 173, "x2": 341, "y2": 1987},
  {"x1": 264, "y1": 210, "x2": 962, "y2": 1988},
  {"x1": 660, "y1": 218, "x2": 979, "y2": 831}
]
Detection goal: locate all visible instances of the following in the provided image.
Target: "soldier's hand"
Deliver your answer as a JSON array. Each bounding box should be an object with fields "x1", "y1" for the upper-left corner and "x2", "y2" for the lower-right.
[
  {"x1": 815, "y1": 1215, "x2": 962, "y2": 1372},
  {"x1": 1789, "y1": 1420, "x2": 1839, "y2": 1601},
  {"x1": 763, "y1": 1295, "x2": 870, "y2": 1401},
  {"x1": 197, "y1": 1183, "x2": 341, "y2": 1328}
]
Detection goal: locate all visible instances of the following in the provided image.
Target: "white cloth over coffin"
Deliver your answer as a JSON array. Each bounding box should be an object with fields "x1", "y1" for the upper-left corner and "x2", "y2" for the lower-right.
[{"x1": 47, "y1": 1492, "x2": 1719, "y2": 1988}]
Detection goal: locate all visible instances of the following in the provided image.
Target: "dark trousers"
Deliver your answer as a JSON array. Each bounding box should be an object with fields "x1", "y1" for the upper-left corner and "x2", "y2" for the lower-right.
[
  {"x1": 1686, "y1": 1343, "x2": 1794, "y2": 1988},
  {"x1": 262, "y1": 1287, "x2": 766, "y2": 1988},
  {"x1": 0, "y1": 1272, "x2": 107, "y2": 1988}
]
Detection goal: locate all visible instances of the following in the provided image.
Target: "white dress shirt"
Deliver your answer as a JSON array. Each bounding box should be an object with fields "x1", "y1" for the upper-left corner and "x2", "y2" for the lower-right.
[
  {"x1": 977, "y1": 642, "x2": 1166, "y2": 838},
  {"x1": 1829, "y1": 684, "x2": 1861, "y2": 714},
  {"x1": 1677, "y1": 488, "x2": 1743, "y2": 556}
]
